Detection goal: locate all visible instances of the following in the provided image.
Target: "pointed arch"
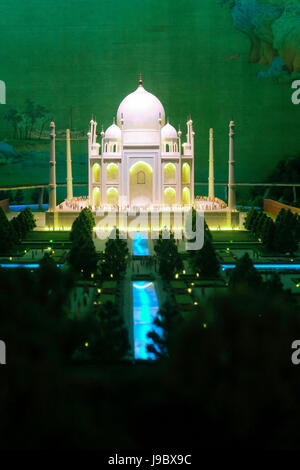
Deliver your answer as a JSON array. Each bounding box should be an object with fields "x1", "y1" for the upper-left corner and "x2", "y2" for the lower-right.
[
  {"x1": 107, "y1": 187, "x2": 119, "y2": 205},
  {"x1": 92, "y1": 163, "x2": 100, "y2": 183},
  {"x1": 107, "y1": 163, "x2": 119, "y2": 182},
  {"x1": 129, "y1": 161, "x2": 153, "y2": 206},
  {"x1": 164, "y1": 187, "x2": 176, "y2": 206},
  {"x1": 182, "y1": 163, "x2": 190, "y2": 184},
  {"x1": 164, "y1": 163, "x2": 176, "y2": 184},
  {"x1": 182, "y1": 187, "x2": 190, "y2": 205},
  {"x1": 93, "y1": 187, "x2": 100, "y2": 207}
]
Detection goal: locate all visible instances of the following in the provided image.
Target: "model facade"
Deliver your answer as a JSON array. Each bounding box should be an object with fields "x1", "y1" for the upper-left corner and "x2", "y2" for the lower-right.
[{"x1": 88, "y1": 78, "x2": 194, "y2": 209}]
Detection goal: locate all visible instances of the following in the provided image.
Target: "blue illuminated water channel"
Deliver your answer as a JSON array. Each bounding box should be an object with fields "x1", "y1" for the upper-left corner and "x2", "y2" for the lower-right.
[
  {"x1": 132, "y1": 231, "x2": 150, "y2": 256},
  {"x1": 132, "y1": 232, "x2": 162, "y2": 360}
]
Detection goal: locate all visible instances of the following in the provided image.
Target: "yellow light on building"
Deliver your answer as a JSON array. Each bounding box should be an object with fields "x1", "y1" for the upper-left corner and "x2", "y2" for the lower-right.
[
  {"x1": 196, "y1": 273, "x2": 199, "y2": 278},
  {"x1": 110, "y1": 273, "x2": 114, "y2": 278},
  {"x1": 91, "y1": 273, "x2": 94, "y2": 278},
  {"x1": 187, "y1": 288, "x2": 192, "y2": 293},
  {"x1": 85, "y1": 342, "x2": 89, "y2": 348},
  {"x1": 194, "y1": 301, "x2": 198, "y2": 305},
  {"x1": 183, "y1": 270, "x2": 186, "y2": 275},
  {"x1": 175, "y1": 273, "x2": 179, "y2": 279},
  {"x1": 97, "y1": 288, "x2": 101, "y2": 293}
]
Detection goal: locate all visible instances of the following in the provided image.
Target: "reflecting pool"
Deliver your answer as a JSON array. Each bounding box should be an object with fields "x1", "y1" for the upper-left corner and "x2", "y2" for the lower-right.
[
  {"x1": 132, "y1": 232, "x2": 149, "y2": 256},
  {"x1": 132, "y1": 281, "x2": 162, "y2": 360}
]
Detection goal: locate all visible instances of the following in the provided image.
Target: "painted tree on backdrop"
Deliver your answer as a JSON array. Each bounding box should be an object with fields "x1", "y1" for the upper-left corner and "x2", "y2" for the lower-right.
[
  {"x1": 4, "y1": 100, "x2": 50, "y2": 140},
  {"x1": 14, "y1": 189, "x2": 24, "y2": 205}
]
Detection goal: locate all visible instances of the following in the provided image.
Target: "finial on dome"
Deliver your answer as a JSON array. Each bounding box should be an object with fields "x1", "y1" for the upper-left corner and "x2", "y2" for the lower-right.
[{"x1": 139, "y1": 72, "x2": 143, "y2": 87}]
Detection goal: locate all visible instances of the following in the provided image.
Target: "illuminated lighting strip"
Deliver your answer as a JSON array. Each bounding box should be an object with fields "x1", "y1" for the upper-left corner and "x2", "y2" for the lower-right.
[
  {"x1": 222, "y1": 264, "x2": 300, "y2": 270},
  {"x1": 0, "y1": 264, "x2": 62, "y2": 268}
]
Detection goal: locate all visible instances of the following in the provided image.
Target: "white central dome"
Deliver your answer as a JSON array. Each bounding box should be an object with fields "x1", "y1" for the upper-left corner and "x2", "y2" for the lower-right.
[{"x1": 117, "y1": 81, "x2": 165, "y2": 130}]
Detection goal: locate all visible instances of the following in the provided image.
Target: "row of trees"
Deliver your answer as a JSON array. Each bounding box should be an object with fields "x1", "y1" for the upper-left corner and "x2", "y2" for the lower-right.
[
  {"x1": 4, "y1": 99, "x2": 50, "y2": 140},
  {"x1": 154, "y1": 230, "x2": 183, "y2": 280},
  {"x1": 69, "y1": 211, "x2": 130, "y2": 280},
  {"x1": 188, "y1": 213, "x2": 220, "y2": 278},
  {"x1": 153, "y1": 210, "x2": 220, "y2": 280},
  {"x1": 0, "y1": 207, "x2": 36, "y2": 254},
  {"x1": 1, "y1": 249, "x2": 300, "y2": 448},
  {"x1": 148, "y1": 251, "x2": 295, "y2": 360},
  {"x1": 0, "y1": 253, "x2": 129, "y2": 367},
  {"x1": 69, "y1": 208, "x2": 98, "y2": 276},
  {"x1": 245, "y1": 207, "x2": 300, "y2": 253},
  {"x1": 100, "y1": 228, "x2": 129, "y2": 280}
]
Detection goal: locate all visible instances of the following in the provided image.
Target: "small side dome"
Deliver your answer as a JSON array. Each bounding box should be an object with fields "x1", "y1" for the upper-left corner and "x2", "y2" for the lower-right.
[
  {"x1": 105, "y1": 123, "x2": 121, "y2": 140},
  {"x1": 161, "y1": 122, "x2": 178, "y2": 140}
]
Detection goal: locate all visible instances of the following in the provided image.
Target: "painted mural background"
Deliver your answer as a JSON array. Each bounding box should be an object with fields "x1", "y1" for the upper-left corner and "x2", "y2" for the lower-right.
[{"x1": 0, "y1": 0, "x2": 300, "y2": 201}]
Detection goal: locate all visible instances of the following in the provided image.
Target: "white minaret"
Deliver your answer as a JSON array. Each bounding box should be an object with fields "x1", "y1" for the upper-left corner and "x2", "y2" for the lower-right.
[
  {"x1": 66, "y1": 129, "x2": 73, "y2": 200},
  {"x1": 208, "y1": 128, "x2": 214, "y2": 198},
  {"x1": 178, "y1": 125, "x2": 182, "y2": 154},
  {"x1": 93, "y1": 117, "x2": 97, "y2": 144},
  {"x1": 49, "y1": 120, "x2": 56, "y2": 212},
  {"x1": 158, "y1": 111, "x2": 162, "y2": 204},
  {"x1": 228, "y1": 120, "x2": 236, "y2": 211}
]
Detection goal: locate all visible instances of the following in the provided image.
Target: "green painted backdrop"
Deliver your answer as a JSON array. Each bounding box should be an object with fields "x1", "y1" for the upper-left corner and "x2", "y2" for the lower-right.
[{"x1": 0, "y1": 0, "x2": 299, "y2": 194}]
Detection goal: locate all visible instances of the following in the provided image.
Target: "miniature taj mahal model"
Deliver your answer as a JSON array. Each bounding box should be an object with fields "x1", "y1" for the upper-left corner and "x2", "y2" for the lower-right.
[
  {"x1": 88, "y1": 76, "x2": 194, "y2": 209},
  {"x1": 47, "y1": 77, "x2": 241, "y2": 230}
]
